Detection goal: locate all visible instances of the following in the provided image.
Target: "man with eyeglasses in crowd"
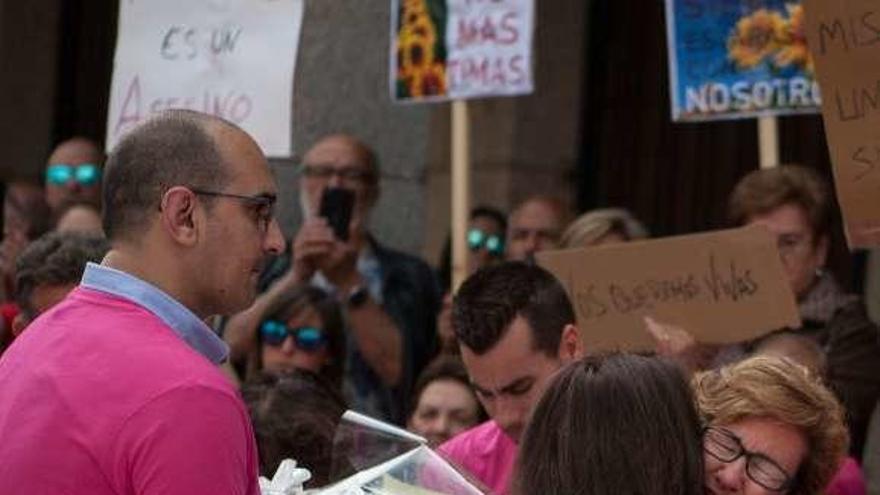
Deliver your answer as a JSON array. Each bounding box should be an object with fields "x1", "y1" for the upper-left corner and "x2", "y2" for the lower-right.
[
  {"x1": 0, "y1": 109, "x2": 284, "y2": 494},
  {"x1": 224, "y1": 133, "x2": 440, "y2": 424},
  {"x1": 505, "y1": 195, "x2": 570, "y2": 263},
  {"x1": 44, "y1": 136, "x2": 104, "y2": 213}
]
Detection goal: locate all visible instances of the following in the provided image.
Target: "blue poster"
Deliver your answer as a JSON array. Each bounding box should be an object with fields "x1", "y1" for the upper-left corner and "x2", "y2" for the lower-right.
[{"x1": 665, "y1": 0, "x2": 820, "y2": 122}]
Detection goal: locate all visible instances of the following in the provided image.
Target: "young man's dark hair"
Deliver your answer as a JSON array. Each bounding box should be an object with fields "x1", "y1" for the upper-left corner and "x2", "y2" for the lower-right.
[
  {"x1": 15, "y1": 231, "x2": 109, "y2": 323},
  {"x1": 452, "y1": 261, "x2": 575, "y2": 356}
]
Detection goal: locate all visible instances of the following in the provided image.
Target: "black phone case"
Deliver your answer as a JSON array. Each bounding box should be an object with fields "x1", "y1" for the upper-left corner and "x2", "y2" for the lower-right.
[{"x1": 319, "y1": 187, "x2": 355, "y2": 241}]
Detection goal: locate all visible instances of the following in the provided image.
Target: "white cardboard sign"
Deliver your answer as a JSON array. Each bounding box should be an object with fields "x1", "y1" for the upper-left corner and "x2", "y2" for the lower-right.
[{"x1": 107, "y1": 0, "x2": 304, "y2": 157}]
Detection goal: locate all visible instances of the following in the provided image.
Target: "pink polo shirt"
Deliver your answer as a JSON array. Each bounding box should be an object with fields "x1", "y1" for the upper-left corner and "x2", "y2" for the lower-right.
[
  {"x1": 0, "y1": 284, "x2": 259, "y2": 494},
  {"x1": 438, "y1": 420, "x2": 517, "y2": 495},
  {"x1": 827, "y1": 457, "x2": 866, "y2": 495}
]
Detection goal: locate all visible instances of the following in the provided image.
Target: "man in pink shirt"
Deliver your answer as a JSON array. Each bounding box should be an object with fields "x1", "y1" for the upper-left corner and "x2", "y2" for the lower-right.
[
  {"x1": 0, "y1": 110, "x2": 285, "y2": 494},
  {"x1": 439, "y1": 262, "x2": 583, "y2": 494}
]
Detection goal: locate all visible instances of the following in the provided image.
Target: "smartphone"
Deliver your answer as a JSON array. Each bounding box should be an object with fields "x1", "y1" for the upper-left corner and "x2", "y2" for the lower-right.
[{"x1": 319, "y1": 187, "x2": 355, "y2": 241}]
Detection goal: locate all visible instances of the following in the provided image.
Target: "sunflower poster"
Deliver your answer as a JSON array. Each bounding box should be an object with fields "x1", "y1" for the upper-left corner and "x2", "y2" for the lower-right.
[
  {"x1": 665, "y1": 0, "x2": 820, "y2": 122},
  {"x1": 391, "y1": 0, "x2": 534, "y2": 103}
]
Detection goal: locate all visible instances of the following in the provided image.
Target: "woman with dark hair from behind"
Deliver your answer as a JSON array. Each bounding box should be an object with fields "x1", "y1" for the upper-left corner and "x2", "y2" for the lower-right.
[
  {"x1": 242, "y1": 369, "x2": 347, "y2": 487},
  {"x1": 513, "y1": 353, "x2": 704, "y2": 495}
]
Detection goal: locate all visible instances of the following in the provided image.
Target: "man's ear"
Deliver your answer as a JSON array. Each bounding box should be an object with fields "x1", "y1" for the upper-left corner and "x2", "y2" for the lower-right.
[
  {"x1": 159, "y1": 186, "x2": 199, "y2": 247},
  {"x1": 558, "y1": 323, "x2": 584, "y2": 361}
]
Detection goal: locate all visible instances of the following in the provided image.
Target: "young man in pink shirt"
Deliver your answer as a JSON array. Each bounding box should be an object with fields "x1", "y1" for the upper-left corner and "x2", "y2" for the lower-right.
[
  {"x1": 439, "y1": 262, "x2": 583, "y2": 494},
  {"x1": 0, "y1": 110, "x2": 285, "y2": 494}
]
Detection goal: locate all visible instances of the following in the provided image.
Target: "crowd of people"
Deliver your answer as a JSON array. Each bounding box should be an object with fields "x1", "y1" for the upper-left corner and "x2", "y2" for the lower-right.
[{"x1": 0, "y1": 110, "x2": 878, "y2": 495}]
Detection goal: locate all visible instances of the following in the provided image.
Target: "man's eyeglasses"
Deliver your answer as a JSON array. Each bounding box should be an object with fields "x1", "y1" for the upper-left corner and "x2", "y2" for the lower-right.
[
  {"x1": 467, "y1": 228, "x2": 505, "y2": 257},
  {"x1": 46, "y1": 163, "x2": 101, "y2": 186},
  {"x1": 703, "y1": 426, "x2": 795, "y2": 492},
  {"x1": 259, "y1": 320, "x2": 327, "y2": 351},
  {"x1": 299, "y1": 164, "x2": 374, "y2": 183},
  {"x1": 190, "y1": 188, "x2": 276, "y2": 233}
]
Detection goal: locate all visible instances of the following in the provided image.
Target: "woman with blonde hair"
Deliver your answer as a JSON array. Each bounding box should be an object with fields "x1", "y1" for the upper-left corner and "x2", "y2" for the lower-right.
[
  {"x1": 695, "y1": 356, "x2": 849, "y2": 495},
  {"x1": 559, "y1": 207, "x2": 648, "y2": 249}
]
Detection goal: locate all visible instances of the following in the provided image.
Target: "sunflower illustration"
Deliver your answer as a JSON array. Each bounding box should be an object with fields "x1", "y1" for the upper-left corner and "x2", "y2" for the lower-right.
[
  {"x1": 396, "y1": 0, "x2": 447, "y2": 98},
  {"x1": 774, "y1": 4, "x2": 814, "y2": 74},
  {"x1": 727, "y1": 9, "x2": 787, "y2": 70}
]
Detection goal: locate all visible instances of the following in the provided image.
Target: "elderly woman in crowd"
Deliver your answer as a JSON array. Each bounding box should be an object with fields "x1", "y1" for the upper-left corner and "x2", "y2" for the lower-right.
[
  {"x1": 751, "y1": 332, "x2": 866, "y2": 495},
  {"x1": 695, "y1": 356, "x2": 848, "y2": 495},
  {"x1": 406, "y1": 355, "x2": 486, "y2": 447},
  {"x1": 655, "y1": 165, "x2": 880, "y2": 458},
  {"x1": 727, "y1": 164, "x2": 880, "y2": 459},
  {"x1": 513, "y1": 353, "x2": 704, "y2": 495},
  {"x1": 559, "y1": 207, "x2": 648, "y2": 248}
]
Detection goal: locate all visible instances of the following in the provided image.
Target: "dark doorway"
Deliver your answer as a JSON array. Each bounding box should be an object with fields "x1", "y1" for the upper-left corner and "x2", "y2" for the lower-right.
[{"x1": 53, "y1": 0, "x2": 118, "y2": 147}]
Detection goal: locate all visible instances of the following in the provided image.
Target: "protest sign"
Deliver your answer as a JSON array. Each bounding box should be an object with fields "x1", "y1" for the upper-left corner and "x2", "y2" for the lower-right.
[
  {"x1": 536, "y1": 226, "x2": 800, "y2": 352},
  {"x1": 106, "y1": 0, "x2": 304, "y2": 157},
  {"x1": 391, "y1": 0, "x2": 534, "y2": 102},
  {"x1": 665, "y1": 0, "x2": 821, "y2": 122},
  {"x1": 803, "y1": 0, "x2": 880, "y2": 247}
]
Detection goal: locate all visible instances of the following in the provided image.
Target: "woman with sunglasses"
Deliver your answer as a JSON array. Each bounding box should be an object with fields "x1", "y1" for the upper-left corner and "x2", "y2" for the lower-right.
[
  {"x1": 243, "y1": 285, "x2": 346, "y2": 388},
  {"x1": 695, "y1": 356, "x2": 848, "y2": 495}
]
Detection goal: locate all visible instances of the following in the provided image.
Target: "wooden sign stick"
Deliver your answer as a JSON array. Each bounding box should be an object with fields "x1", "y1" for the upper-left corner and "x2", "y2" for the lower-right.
[{"x1": 451, "y1": 100, "x2": 471, "y2": 292}]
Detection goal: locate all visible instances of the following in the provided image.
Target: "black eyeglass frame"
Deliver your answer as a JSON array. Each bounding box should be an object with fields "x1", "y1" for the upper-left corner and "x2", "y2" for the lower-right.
[
  {"x1": 702, "y1": 426, "x2": 796, "y2": 492},
  {"x1": 189, "y1": 188, "x2": 277, "y2": 232}
]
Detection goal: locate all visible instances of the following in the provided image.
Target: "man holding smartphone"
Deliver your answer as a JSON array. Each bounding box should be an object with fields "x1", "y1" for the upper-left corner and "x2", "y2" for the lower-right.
[{"x1": 225, "y1": 134, "x2": 440, "y2": 423}]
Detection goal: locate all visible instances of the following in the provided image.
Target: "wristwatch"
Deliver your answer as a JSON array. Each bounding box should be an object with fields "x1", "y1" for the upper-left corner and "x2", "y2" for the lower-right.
[{"x1": 347, "y1": 285, "x2": 369, "y2": 309}]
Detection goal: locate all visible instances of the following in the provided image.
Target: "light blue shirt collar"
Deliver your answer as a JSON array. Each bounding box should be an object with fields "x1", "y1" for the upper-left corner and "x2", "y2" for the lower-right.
[{"x1": 80, "y1": 262, "x2": 229, "y2": 364}]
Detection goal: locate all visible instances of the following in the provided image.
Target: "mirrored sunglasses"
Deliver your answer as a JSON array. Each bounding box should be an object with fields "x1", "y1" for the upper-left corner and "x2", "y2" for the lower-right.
[
  {"x1": 46, "y1": 163, "x2": 101, "y2": 186},
  {"x1": 467, "y1": 228, "x2": 505, "y2": 257},
  {"x1": 259, "y1": 320, "x2": 327, "y2": 352}
]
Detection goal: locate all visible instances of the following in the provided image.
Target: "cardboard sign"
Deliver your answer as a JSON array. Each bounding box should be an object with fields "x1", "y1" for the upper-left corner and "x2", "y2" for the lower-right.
[
  {"x1": 106, "y1": 0, "x2": 304, "y2": 157},
  {"x1": 391, "y1": 0, "x2": 534, "y2": 102},
  {"x1": 803, "y1": 1, "x2": 880, "y2": 247},
  {"x1": 664, "y1": 0, "x2": 821, "y2": 122},
  {"x1": 536, "y1": 226, "x2": 800, "y2": 352}
]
